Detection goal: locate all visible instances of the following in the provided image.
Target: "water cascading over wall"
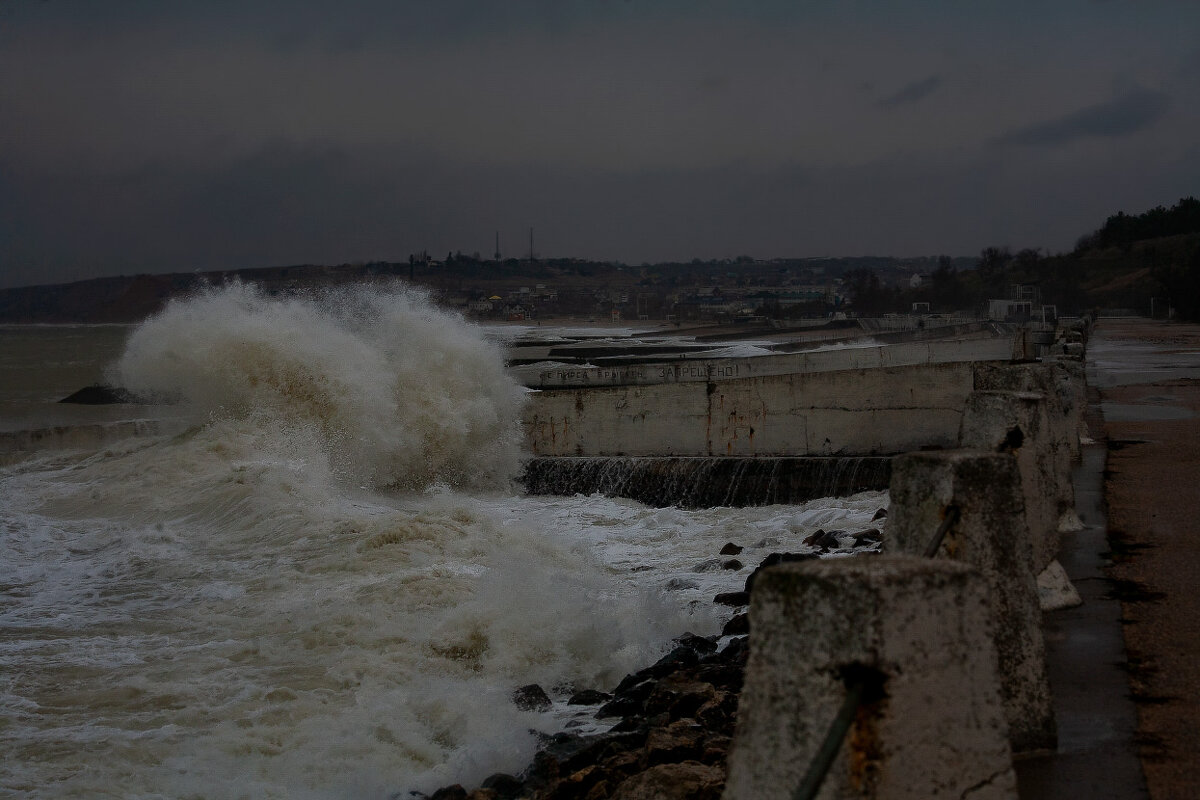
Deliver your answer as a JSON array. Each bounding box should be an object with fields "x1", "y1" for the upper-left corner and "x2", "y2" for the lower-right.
[{"x1": 521, "y1": 456, "x2": 892, "y2": 508}]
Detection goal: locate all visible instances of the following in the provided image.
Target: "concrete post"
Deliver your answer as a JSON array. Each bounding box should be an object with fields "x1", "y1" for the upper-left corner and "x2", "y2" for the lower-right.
[
  {"x1": 885, "y1": 450, "x2": 1056, "y2": 754},
  {"x1": 974, "y1": 360, "x2": 1085, "y2": 462},
  {"x1": 959, "y1": 390, "x2": 1062, "y2": 573},
  {"x1": 724, "y1": 556, "x2": 1016, "y2": 800},
  {"x1": 1044, "y1": 357, "x2": 1089, "y2": 460}
]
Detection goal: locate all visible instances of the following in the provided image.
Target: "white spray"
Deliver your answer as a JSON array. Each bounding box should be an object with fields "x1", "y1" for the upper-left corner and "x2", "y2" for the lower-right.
[{"x1": 112, "y1": 282, "x2": 527, "y2": 490}]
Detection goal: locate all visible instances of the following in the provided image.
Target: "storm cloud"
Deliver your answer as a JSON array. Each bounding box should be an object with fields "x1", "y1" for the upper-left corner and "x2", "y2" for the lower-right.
[
  {"x1": 2, "y1": 2, "x2": 1199, "y2": 288},
  {"x1": 995, "y1": 88, "x2": 1173, "y2": 147},
  {"x1": 878, "y1": 76, "x2": 943, "y2": 109}
]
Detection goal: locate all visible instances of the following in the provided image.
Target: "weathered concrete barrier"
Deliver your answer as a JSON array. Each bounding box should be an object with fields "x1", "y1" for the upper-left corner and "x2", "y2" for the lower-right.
[
  {"x1": 885, "y1": 450, "x2": 1056, "y2": 754},
  {"x1": 520, "y1": 455, "x2": 891, "y2": 507},
  {"x1": 974, "y1": 359, "x2": 1086, "y2": 462},
  {"x1": 959, "y1": 390, "x2": 1065, "y2": 573},
  {"x1": 525, "y1": 360, "x2": 994, "y2": 457},
  {"x1": 520, "y1": 334, "x2": 1020, "y2": 390},
  {"x1": 724, "y1": 556, "x2": 1016, "y2": 800}
]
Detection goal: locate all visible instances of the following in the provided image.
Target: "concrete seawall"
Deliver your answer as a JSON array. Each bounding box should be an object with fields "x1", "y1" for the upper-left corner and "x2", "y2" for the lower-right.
[
  {"x1": 522, "y1": 335, "x2": 1018, "y2": 457},
  {"x1": 521, "y1": 455, "x2": 891, "y2": 507},
  {"x1": 525, "y1": 359, "x2": 993, "y2": 457}
]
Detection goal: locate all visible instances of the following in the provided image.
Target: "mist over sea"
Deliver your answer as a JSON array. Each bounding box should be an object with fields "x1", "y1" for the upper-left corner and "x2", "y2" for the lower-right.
[{"x1": 0, "y1": 285, "x2": 883, "y2": 798}]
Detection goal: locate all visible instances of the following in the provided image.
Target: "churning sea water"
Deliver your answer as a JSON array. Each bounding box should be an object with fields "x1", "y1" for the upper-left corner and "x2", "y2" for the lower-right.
[{"x1": 0, "y1": 285, "x2": 884, "y2": 799}]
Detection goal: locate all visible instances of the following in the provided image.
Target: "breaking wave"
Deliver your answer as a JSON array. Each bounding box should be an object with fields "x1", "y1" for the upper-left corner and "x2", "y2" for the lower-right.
[{"x1": 111, "y1": 283, "x2": 527, "y2": 490}]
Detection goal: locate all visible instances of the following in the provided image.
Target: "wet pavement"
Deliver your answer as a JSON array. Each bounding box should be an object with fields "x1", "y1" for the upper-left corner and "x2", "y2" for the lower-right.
[
  {"x1": 1014, "y1": 424, "x2": 1148, "y2": 798},
  {"x1": 1018, "y1": 317, "x2": 1200, "y2": 799}
]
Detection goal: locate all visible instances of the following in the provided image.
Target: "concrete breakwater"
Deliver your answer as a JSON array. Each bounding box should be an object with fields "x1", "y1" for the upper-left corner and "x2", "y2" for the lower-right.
[
  {"x1": 521, "y1": 456, "x2": 891, "y2": 508},
  {"x1": 432, "y1": 325, "x2": 1105, "y2": 799},
  {"x1": 521, "y1": 333, "x2": 1022, "y2": 458}
]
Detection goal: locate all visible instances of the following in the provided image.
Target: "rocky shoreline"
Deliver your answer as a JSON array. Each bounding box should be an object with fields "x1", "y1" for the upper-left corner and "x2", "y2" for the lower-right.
[{"x1": 419, "y1": 521, "x2": 885, "y2": 800}]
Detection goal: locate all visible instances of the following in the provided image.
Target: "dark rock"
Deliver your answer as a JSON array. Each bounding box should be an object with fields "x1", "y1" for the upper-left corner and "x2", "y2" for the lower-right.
[
  {"x1": 852, "y1": 528, "x2": 882, "y2": 546},
  {"x1": 447, "y1": 574, "x2": 759, "y2": 800},
  {"x1": 717, "y1": 635, "x2": 748, "y2": 661},
  {"x1": 804, "y1": 529, "x2": 844, "y2": 548},
  {"x1": 713, "y1": 591, "x2": 749, "y2": 607},
  {"x1": 430, "y1": 786, "x2": 468, "y2": 800},
  {"x1": 721, "y1": 559, "x2": 743, "y2": 570},
  {"x1": 673, "y1": 632, "x2": 717, "y2": 654},
  {"x1": 609, "y1": 761, "x2": 725, "y2": 800},
  {"x1": 521, "y1": 749, "x2": 562, "y2": 789},
  {"x1": 568, "y1": 689, "x2": 612, "y2": 706},
  {"x1": 611, "y1": 645, "x2": 704, "y2": 700},
  {"x1": 647, "y1": 645, "x2": 700, "y2": 676},
  {"x1": 481, "y1": 773, "x2": 523, "y2": 798},
  {"x1": 613, "y1": 670, "x2": 655, "y2": 696},
  {"x1": 872, "y1": 507, "x2": 888, "y2": 520},
  {"x1": 644, "y1": 677, "x2": 718, "y2": 721},
  {"x1": 721, "y1": 613, "x2": 749, "y2": 636},
  {"x1": 560, "y1": 731, "x2": 648, "y2": 774},
  {"x1": 536, "y1": 731, "x2": 592, "y2": 763},
  {"x1": 718, "y1": 542, "x2": 743, "y2": 556},
  {"x1": 543, "y1": 764, "x2": 605, "y2": 800},
  {"x1": 598, "y1": 692, "x2": 648, "y2": 719},
  {"x1": 699, "y1": 732, "x2": 732, "y2": 765},
  {"x1": 610, "y1": 715, "x2": 647, "y2": 733},
  {"x1": 664, "y1": 577, "x2": 699, "y2": 591},
  {"x1": 694, "y1": 661, "x2": 744, "y2": 693},
  {"x1": 59, "y1": 384, "x2": 138, "y2": 404},
  {"x1": 693, "y1": 695, "x2": 733, "y2": 733},
  {"x1": 599, "y1": 749, "x2": 644, "y2": 783},
  {"x1": 644, "y1": 720, "x2": 706, "y2": 766},
  {"x1": 744, "y1": 551, "x2": 819, "y2": 593},
  {"x1": 691, "y1": 558, "x2": 723, "y2": 573},
  {"x1": 512, "y1": 684, "x2": 552, "y2": 712}
]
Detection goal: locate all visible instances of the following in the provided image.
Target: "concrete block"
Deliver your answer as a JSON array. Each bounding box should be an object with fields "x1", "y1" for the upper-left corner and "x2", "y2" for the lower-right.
[
  {"x1": 523, "y1": 361, "x2": 984, "y2": 457},
  {"x1": 1036, "y1": 559, "x2": 1083, "y2": 612},
  {"x1": 884, "y1": 450, "x2": 1056, "y2": 753},
  {"x1": 974, "y1": 359, "x2": 1086, "y2": 462},
  {"x1": 724, "y1": 556, "x2": 1016, "y2": 800},
  {"x1": 959, "y1": 391, "x2": 1063, "y2": 573},
  {"x1": 1044, "y1": 357, "x2": 1089, "y2": 460}
]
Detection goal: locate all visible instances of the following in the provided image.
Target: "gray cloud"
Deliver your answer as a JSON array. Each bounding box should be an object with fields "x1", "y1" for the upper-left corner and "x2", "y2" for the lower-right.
[
  {"x1": 994, "y1": 87, "x2": 1171, "y2": 147},
  {"x1": 2, "y1": 4, "x2": 1199, "y2": 289},
  {"x1": 878, "y1": 75, "x2": 942, "y2": 109}
]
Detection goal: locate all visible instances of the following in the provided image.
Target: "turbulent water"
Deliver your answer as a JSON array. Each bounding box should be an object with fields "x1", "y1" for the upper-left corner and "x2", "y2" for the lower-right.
[{"x1": 0, "y1": 286, "x2": 885, "y2": 799}]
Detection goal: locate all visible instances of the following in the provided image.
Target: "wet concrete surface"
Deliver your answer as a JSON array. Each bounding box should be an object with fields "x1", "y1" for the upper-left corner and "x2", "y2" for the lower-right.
[
  {"x1": 1014, "y1": 421, "x2": 1148, "y2": 799},
  {"x1": 1097, "y1": 319, "x2": 1200, "y2": 800},
  {"x1": 1017, "y1": 318, "x2": 1200, "y2": 800}
]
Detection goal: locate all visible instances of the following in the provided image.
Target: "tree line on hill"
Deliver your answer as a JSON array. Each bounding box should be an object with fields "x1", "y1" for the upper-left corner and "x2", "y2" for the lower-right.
[{"x1": 845, "y1": 197, "x2": 1200, "y2": 322}]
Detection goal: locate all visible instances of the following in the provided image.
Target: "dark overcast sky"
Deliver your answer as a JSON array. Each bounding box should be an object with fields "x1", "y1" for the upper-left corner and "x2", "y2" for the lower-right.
[{"x1": 2, "y1": 1, "x2": 1198, "y2": 288}]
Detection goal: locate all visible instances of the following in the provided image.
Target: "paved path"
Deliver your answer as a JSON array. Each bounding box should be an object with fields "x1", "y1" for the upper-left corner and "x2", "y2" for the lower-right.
[
  {"x1": 1015, "y1": 374, "x2": 1147, "y2": 798},
  {"x1": 1094, "y1": 318, "x2": 1200, "y2": 800}
]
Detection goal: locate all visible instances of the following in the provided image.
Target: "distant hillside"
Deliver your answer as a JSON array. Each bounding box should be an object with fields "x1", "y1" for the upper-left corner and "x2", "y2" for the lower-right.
[
  {"x1": 895, "y1": 197, "x2": 1200, "y2": 320},
  {"x1": 1062, "y1": 197, "x2": 1200, "y2": 319},
  {"x1": 0, "y1": 255, "x2": 963, "y2": 324},
  {"x1": 0, "y1": 263, "x2": 406, "y2": 324},
  {"x1": 5, "y1": 198, "x2": 1197, "y2": 323}
]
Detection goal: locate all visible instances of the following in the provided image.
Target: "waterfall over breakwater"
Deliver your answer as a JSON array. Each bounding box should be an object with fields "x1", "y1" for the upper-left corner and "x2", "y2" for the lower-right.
[{"x1": 522, "y1": 456, "x2": 892, "y2": 508}]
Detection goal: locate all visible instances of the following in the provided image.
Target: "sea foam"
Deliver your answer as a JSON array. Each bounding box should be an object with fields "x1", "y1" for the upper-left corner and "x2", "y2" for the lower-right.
[{"x1": 111, "y1": 282, "x2": 527, "y2": 490}]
